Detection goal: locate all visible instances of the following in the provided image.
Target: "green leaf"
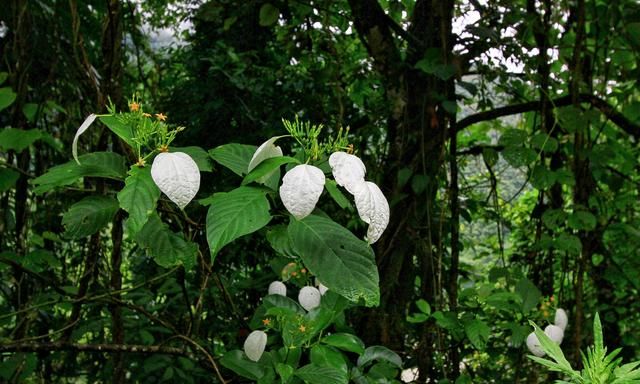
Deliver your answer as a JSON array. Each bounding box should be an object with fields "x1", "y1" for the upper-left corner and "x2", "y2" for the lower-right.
[
  {"x1": 294, "y1": 364, "x2": 347, "y2": 384},
  {"x1": 502, "y1": 146, "x2": 537, "y2": 167},
  {"x1": 22, "y1": 103, "x2": 39, "y2": 123},
  {"x1": 98, "y1": 115, "x2": 135, "y2": 147},
  {"x1": 206, "y1": 186, "x2": 272, "y2": 259},
  {"x1": 170, "y1": 146, "x2": 213, "y2": 172},
  {"x1": 0, "y1": 168, "x2": 20, "y2": 192},
  {"x1": 276, "y1": 363, "x2": 294, "y2": 382},
  {"x1": 554, "y1": 233, "x2": 582, "y2": 255},
  {"x1": 542, "y1": 208, "x2": 566, "y2": 230},
  {"x1": 259, "y1": 3, "x2": 280, "y2": 26},
  {"x1": 416, "y1": 299, "x2": 431, "y2": 315},
  {"x1": 357, "y1": 346, "x2": 402, "y2": 369},
  {"x1": 498, "y1": 129, "x2": 528, "y2": 146},
  {"x1": 288, "y1": 215, "x2": 380, "y2": 307},
  {"x1": 209, "y1": 143, "x2": 257, "y2": 176},
  {"x1": 266, "y1": 225, "x2": 297, "y2": 258},
  {"x1": 311, "y1": 345, "x2": 348, "y2": 374},
  {"x1": 32, "y1": 152, "x2": 127, "y2": 194},
  {"x1": 515, "y1": 278, "x2": 541, "y2": 313},
  {"x1": 242, "y1": 156, "x2": 298, "y2": 185},
  {"x1": 0, "y1": 87, "x2": 16, "y2": 112},
  {"x1": 62, "y1": 196, "x2": 119, "y2": 239},
  {"x1": 0, "y1": 127, "x2": 42, "y2": 152},
  {"x1": 117, "y1": 166, "x2": 160, "y2": 236},
  {"x1": 568, "y1": 210, "x2": 597, "y2": 231},
  {"x1": 136, "y1": 214, "x2": 197, "y2": 269},
  {"x1": 531, "y1": 165, "x2": 556, "y2": 190},
  {"x1": 324, "y1": 179, "x2": 352, "y2": 209},
  {"x1": 463, "y1": 318, "x2": 491, "y2": 350},
  {"x1": 530, "y1": 133, "x2": 558, "y2": 153},
  {"x1": 220, "y1": 350, "x2": 265, "y2": 380},
  {"x1": 321, "y1": 333, "x2": 365, "y2": 355}
]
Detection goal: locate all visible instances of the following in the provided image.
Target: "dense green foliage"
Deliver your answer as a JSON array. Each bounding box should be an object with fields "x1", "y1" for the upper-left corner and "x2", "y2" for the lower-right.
[{"x1": 2, "y1": 0, "x2": 640, "y2": 383}]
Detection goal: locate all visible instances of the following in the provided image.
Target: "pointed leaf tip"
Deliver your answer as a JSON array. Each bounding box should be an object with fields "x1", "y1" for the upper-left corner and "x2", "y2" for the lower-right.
[{"x1": 72, "y1": 114, "x2": 97, "y2": 164}]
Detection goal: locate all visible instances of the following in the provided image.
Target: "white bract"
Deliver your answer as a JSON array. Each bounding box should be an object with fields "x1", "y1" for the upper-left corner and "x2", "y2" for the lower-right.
[
  {"x1": 279, "y1": 164, "x2": 325, "y2": 220},
  {"x1": 268, "y1": 281, "x2": 287, "y2": 296},
  {"x1": 318, "y1": 281, "x2": 328, "y2": 296},
  {"x1": 544, "y1": 324, "x2": 564, "y2": 344},
  {"x1": 243, "y1": 330, "x2": 267, "y2": 362},
  {"x1": 248, "y1": 136, "x2": 284, "y2": 184},
  {"x1": 554, "y1": 308, "x2": 568, "y2": 331},
  {"x1": 151, "y1": 152, "x2": 200, "y2": 209},
  {"x1": 329, "y1": 151, "x2": 366, "y2": 194},
  {"x1": 298, "y1": 286, "x2": 321, "y2": 311},
  {"x1": 353, "y1": 181, "x2": 390, "y2": 243},
  {"x1": 526, "y1": 332, "x2": 545, "y2": 357},
  {"x1": 72, "y1": 114, "x2": 97, "y2": 164}
]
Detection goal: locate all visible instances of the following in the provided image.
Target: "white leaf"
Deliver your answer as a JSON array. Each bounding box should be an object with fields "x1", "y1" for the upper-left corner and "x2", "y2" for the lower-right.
[
  {"x1": 329, "y1": 152, "x2": 366, "y2": 194},
  {"x1": 151, "y1": 152, "x2": 201, "y2": 209},
  {"x1": 268, "y1": 281, "x2": 287, "y2": 296},
  {"x1": 315, "y1": 278, "x2": 328, "y2": 295},
  {"x1": 544, "y1": 324, "x2": 564, "y2": 344},
  {"x1": 353, "y1": 181, "x2": 390, "y2": 243},
  {"x1": 72, "y1": 114, "x2": 97, "y2": 164},
  {"x1": 526, "y1": 332, "x2": 545, "y2": 357},
  {"x1": 279, "y1": 164, "x2": 325, "y2": 220},
  {"x1": 298, "y1": 286, "x2": 321, "y2": 311},
  {"x1": 248, "y1": 136, "x2": 285, "y2": 172},
  {"x1": 554, "y1": 308, "x2": 568, "y2": 331},
  {"x1": 243, "y1": 330, "x2": 267, "y2": 362}
]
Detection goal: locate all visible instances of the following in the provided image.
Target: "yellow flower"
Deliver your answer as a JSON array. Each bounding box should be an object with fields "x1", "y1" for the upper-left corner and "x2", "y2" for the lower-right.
[
  {"x1": 155, "y1": 113, "x2": 167, "y2": 121},
  {"x1": 262, "y1": 318, "x2": 271, "y2": 327},
  {"x1": 129, "y1": 102, "x2": 140, "y2": 112},
  {"x1": 298, "y1": 324, "x2": 306, "y2": 332},
  {"x1": 143, "y1": 113, "x2": 152, "y2": 118}
]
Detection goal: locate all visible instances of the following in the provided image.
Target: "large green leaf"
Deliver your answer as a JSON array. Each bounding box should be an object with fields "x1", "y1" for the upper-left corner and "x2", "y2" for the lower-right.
[
  {"x1": 0, "y1": 128, "x2": 42, "y2": 152},
  {"x1": 136, "y1": 214, "x2": 197, "y2": 269},
  {"x1": 294, "y1": 364, "x2": 346, "y2": 384},
  {"x1": 206, "y1": 186, "x2": 272, "y2": 259},
  {"x1": 220, "y1": 350, "x2": 265, "y2": 381},
  {"x1": 117, "y1": 166, "x2": 160, "y2": 236},
  {"x1": 98, "y1": 115, "x2": 135, "y2": 147},
  {"x1": 288, "y1": 215, "x2": 380, "y2": 307},
  {"x1": 310, "y1": 345, "x2": 348, "y2": 375},
  {"x1": 32, "y1": 152, "x2": 127, "y2": 194},
  {"x1": 0, "y1": 87, "x2": 16, "y2": 112},
  {"x1": 321, "y1": 333, "x2": 365, "y2": 355},
  {"x1": 356, "y1": 346, "x2": 402, "y2": 368},
  {"x1": 62, "y1": 196, "x2": 119, "y2": 239},
  {"x1": 209, "y1": 143, "x2": 257, "y2": 176}
]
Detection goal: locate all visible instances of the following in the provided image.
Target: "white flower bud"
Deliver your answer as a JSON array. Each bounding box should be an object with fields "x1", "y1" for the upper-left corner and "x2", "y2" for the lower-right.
[
  {"x1": 243, "y1": 330, "x2": 267, "y2": 362},
  {"x1": 526, "y1": 332, "x2": 545, "y2": 357},
  {"x1": 268, "y1": 281, "x2": 287, "y2": 296},
  {"x1": 298, "y1": 286, "x2": 321, "y2": 311},
  {"x1": 544, "y1": 324, "x2": 564, "y2": 344},
  {"x1": 554, "y1": 308, "x2": 568, "y2": 331}
]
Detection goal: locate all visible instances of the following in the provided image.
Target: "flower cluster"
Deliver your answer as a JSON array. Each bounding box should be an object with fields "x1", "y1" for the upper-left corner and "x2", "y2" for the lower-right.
[
  {"x1": 242, "y1": 279, "x2": 329, "y2": 362},
  {"x1": 72, "y1": 101, "x2": 201, "y2": 210},
  {"x1": 249, "y1": 135, "x2": 390, "y2": 244},
  {"x1": 526, "y1": 307, "x2": 569, "y2": 357}
]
